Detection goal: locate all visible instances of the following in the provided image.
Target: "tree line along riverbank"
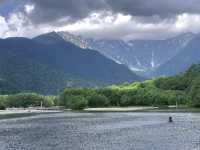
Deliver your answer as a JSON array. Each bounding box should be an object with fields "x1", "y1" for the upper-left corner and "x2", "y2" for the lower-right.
[{"x1": 0, "y1": 63, "x2": 200, "y2": 110}]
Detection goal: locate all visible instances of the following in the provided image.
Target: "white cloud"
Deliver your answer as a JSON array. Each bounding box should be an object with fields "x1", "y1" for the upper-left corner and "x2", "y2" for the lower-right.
[
  {"x1": 55, "y1": 12, "x2": 173, "y2": 40},
  {"x1": 55, "y1": 12, "x2": 137, "y2": 39},
  {"x1": 1, "y1": 13, "x2": 34, "y2": 37},
  {"x1": 174, "y1": 13, "x2": 200, "y2": 33},
  {"x1": 1, "y1": 9, "x2": 200, "y2": 40},
  {"x1": 0, "y1": 16, "x2": 9, "y2": 36},
  {"x1": 55, "y1": 12, "x2": 200, "y2": 40},
  {"x1": 0, "y1": 12, "x2": 54, "y2": 38},
  {"x1": 24, "y1": 4, "x2": 35, "y2": 14}
]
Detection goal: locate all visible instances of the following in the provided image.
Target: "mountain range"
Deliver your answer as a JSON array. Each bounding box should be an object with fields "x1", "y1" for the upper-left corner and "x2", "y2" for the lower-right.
[
  {"x1": 154, "y1": 34, "x2": 200, "y2": 77},
  {"x1": 56, "y1": 32, "x2": 200, "y2": 77},
  {"x1": 85, "y1": 33, "x2": 194, "y2": 72},
  {"x1": 0, "y1": 32, "x2": 142, "y2": 94},
  {"x1": 1, "y1": 30, "x2": 200, "y2": 94}
]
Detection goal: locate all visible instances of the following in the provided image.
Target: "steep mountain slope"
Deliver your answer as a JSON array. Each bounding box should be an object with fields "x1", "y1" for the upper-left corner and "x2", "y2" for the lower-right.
[
  {"x1": 0, "y1": 78, "x2": 18, "y2": 94},
  {"x1": 0, "y1": 38, "x2": 99, "y2": 94},
  {"x1": 0, "y1": 33, "x2": 142, "y2": 94},
  {"x1": 33, "y1": 32, "x2": 142, "y2": 82},
  {"x1": 86, "y1": 33, "x2": 195, "y2": 72},
  {"x1": 57, "y1": 32, "x2": 88, "y2": 49},
  {"x1": 154, "y1": 34, "x2": 200, "y2": 77},
  {"x1": 57, "y1": 32, "x2": 195, "y2": 76}
]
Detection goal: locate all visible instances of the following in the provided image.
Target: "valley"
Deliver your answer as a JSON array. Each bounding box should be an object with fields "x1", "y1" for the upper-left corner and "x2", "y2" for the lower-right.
[{"x1": 56, "y1": 32, "x2": 198, "y2": 77}]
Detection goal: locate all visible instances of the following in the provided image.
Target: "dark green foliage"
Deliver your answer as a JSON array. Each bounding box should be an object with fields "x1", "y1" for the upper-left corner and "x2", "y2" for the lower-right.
[
  {"x1": 6, "y1": 93, "x2": 44, "y2": 108},
  {"x1": 61, "y1": 88, "x2": 94, "y2": 98},
  {"x1": 88, "y1": 94, "x2": 109, "y2": 107},
  {"x1": 5, "y1": 93, "x2": 54, "y2": 108},
  {"x1": 57, "y1": 63, "x2": 200, "y2": 109},
  {"x1": 59, "y1": 89, "x2": 91, "y2": 110},
  {"x1": 152, "y1": 93, "x2": 169, "y2": 107},
  {"x1": 59, "y1": 79, "x2": 189, "y2": 109},
  {"x1": 61, "y1": 95, "x2": 88, "y2": 110},
  {"x1": 0, "y1": 102, "x2": 6, "y2": 110},
  {"x1": 96, "y1": 89, "x2": 122, "y2": 106},
  {"x1": 1, "y1": 63, "x2": 200, "y2": 110},
  {"x1": 154, "y1": 75, "x2": 189, "y2": 91},
  {"x1": 0, "y1": 96, "x2": 7, "y2": 110},
  {"x1": 189, "y1": 77, "x2": 200, "y2": 107}
]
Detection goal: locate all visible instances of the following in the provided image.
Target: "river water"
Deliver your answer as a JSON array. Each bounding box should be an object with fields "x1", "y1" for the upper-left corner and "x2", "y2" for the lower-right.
[{"x1": 0, "y1": 112, "x2": 200, "y2": 150}]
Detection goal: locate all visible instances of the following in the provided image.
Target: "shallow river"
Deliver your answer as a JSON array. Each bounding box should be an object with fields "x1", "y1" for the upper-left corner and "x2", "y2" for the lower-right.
[{"x1": 0, "y1": 112, "x2": 200, "y2": 150}]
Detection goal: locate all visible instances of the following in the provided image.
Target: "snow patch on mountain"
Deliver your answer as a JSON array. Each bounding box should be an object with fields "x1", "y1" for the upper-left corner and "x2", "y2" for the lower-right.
[{"x1": 151, "y1": 51, "x2": 155, "y2": 68}]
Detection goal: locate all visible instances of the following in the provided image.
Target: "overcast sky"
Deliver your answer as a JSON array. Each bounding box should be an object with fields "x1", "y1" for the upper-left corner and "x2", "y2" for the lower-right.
[{"x1": 1, "y1": 0, "x2": 200, "y2": 40}]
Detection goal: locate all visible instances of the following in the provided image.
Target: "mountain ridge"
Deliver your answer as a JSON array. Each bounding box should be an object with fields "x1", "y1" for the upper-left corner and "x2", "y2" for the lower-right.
[
  {"x1": 85, "y1": 32, "x2": 196, "y2": 73},
  {"x1": 153, "y1": 34, "x2": 200, "y2": 77},
  {"x1": 0, "y1": 32, "x2": 143, "y2": 94},
  {"x1": 55, "y1": 31, "x2": 197, "y2": 77}
]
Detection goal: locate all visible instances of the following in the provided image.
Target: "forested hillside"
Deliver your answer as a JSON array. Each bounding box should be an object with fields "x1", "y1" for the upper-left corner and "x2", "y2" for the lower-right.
[
  {"x1": 0, "y1": 63, "x2": 200, "y2": 110},
  {"x1": 59, "y1": 63, "x2": 200, "y2": 109},
  {"x1": 0, "y1": 33, "x2": 142, "y2": 94}
]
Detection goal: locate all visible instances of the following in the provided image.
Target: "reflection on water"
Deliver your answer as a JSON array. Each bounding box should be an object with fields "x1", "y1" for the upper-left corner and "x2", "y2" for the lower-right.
[{"x1": 0, "y1": 112, "x2": 200, "y2": 150}]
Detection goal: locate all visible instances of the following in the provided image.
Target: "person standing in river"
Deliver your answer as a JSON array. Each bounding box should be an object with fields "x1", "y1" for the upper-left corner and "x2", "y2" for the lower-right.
[{"x1": 169, "y1": 116, "x2": 173, "y2": 123}]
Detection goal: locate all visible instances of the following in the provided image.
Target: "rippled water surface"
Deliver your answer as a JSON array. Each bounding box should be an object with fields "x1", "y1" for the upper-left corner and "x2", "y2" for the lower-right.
[{"x1": 0, "y1": 112, "x2": 200, "y2": 150}]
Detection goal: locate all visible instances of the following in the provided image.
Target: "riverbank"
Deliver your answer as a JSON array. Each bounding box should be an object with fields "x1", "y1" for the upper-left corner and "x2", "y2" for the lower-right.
[
  {"x1": 143, "y1": 107, "x2": 200, "y2": 113},
  {"x1": 84, "y1": 106, "x2": 157, "y2": 112},
  {"x1": 0, "y1": 106, "x2": 199, "y2": 118},
  {"x1": 0, "y1": 108, "x2": 62, "y2": 120},
  {"x1": 84, "y1": 106, "x2": 200, "y2": 113}
]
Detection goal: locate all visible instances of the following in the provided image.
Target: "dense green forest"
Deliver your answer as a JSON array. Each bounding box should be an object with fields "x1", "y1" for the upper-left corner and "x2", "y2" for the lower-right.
[{"x1": 0, "y1": 63, "x2": 200, "y2": 110}]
